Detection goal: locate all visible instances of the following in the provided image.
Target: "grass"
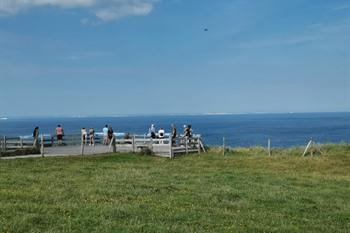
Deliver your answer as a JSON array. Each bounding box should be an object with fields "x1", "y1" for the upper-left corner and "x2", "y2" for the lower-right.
[{"x1": 0, "y1": 144, "x2": 349, "y2": 232}]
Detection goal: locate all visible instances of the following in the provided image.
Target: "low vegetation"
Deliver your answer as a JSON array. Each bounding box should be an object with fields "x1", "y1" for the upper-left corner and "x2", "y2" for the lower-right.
[
  {"x1": 0, "y1": 144, "x2": 349, "y2": 232},
  {"x1": 0, "y1": 147, "x2": 40, "y2": 157}
]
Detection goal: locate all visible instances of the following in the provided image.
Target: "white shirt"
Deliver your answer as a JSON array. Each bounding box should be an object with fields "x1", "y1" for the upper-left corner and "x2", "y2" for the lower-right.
[
  {"x1": 158, "y1": 129, "x2": 165, "y2": 138},
  {"x1": 103, "y1": 127, "x2": 108, "y2": 136}
]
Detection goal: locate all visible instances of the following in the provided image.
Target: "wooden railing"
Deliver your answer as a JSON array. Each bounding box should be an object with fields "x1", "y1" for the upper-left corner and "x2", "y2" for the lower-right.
[{"x1": 110, "y1": 135, "x2": 205, "y2": 158}]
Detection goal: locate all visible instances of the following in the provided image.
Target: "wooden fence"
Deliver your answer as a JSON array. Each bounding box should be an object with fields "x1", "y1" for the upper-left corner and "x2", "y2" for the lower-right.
[{"x1": 111, "y1": 135, "x2": 205, "y2": 158}]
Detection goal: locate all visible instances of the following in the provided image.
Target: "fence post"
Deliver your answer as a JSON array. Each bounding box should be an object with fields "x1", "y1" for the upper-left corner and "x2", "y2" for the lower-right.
[
  {"x1": 112, "y1": 136, "x2": 116, "y2": 153},
  {"x1": 20, "y1": 138, "x2": 23, "y2": 149},
  {"x1": 132, "y1": 135, "x2": 135, "y2": 153},
  {"x1": 81, "y1": 135, "x2": 85, "y2": 156},
  {"x1": 169, "y1": 135, "x2": 174, "y2": 158},
  {"x1": 302, "y1": 140, "x2": 313, "y2": 157},
  {"x1": 3, "y1": 136, "x2": 6, "y2": 153},
  {"x1": 223, "y1": 137, "x2": 226, "y2": 156},
  {"x1": 197, "y1": 137, "x2": 201, "y2": 154},
  {"x1": 41, "y1": 134, "x2": 44, "y2": 157},
  {"x1": 185, "y1": 138, "x2": 188, "y2": 154},
  {"x1": 268, "y1": 139, "x2": 271, "y2": 156}
]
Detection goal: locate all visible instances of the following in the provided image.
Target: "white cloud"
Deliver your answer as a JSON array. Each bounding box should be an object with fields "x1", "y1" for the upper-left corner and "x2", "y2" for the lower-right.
[
  {"x1": 334, "y1": 4, "x2": 350, "y2": 10},
  {"x1": 0, "y1": 0, "x2": 158, "y2": 22}
]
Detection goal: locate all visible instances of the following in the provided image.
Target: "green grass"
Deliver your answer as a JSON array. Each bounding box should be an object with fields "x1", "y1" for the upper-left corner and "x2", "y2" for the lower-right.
[{"x1": 1, "y1": 144, "x2": 350, "y2": 233}]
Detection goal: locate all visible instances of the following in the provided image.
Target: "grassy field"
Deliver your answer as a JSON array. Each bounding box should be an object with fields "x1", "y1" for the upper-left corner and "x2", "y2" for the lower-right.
[{"x1": 1, "y1": 144, "x2": 350, "y2": 233}]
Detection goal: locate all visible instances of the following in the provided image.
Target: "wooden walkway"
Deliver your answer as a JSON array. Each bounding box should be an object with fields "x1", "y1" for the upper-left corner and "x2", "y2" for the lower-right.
[{"x1": 1, "y1": 145, "x2": 110, "y2": 160}]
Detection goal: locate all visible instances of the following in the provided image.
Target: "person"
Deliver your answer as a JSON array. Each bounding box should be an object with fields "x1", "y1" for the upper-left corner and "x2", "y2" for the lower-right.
[
  {"x1": 89, "y1": 128, "x2": 95, "y2": 146},
  {"x1": 81, "y1": 128, "x2": 87, "y2": 145},
  {"x1": 107, "y1": 126, "x2": 114, "y2": 144},
  {"x1": 124, "y1": 132, "x2": 132, "y2": 144},
  {"x1": 158, "y1": 128, "x2": 165, "y2": 144},
  {"x1": 184, "y1": 125, "x2": 192, "y2": 138},
  {"x1": 32, "y1": 126, "x2": 39, "y2": 147},
  {"x1": 158, "y1": 128, "x2": 165, "y2": 138},
  {"x1": 149, "y1": 124, "x2": 156, "y2": 139},
  {"x1": 55, "y1": 124, "x2": 64, "y2": 145},
  {"x1": 103, "y1": 125, "x2": 109, "y2": 145},
  {"x1": 171, "y1": 124, "x2": 177, "y2": 144}
]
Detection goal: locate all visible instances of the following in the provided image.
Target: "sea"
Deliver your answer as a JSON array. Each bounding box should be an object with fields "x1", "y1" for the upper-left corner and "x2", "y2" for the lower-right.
[{"x1": 0, "y1": 112, "x2": 349, "y2": 147}]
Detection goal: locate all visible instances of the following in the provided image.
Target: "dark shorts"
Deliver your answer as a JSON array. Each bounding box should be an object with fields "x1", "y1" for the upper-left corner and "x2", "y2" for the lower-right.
[{"x1": 57, "y1": 135, "x2": 63, "y2": 140}]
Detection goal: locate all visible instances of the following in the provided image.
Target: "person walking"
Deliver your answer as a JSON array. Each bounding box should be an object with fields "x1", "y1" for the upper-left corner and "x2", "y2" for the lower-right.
[{"x1": 55, "y1": 124, "x2": 64, "y2": 145}]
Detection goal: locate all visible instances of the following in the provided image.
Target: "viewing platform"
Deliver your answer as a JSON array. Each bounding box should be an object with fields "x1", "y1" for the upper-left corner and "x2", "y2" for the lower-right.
[{"x1": 0, "y1": 134, "x2": 205, "y2": 159}]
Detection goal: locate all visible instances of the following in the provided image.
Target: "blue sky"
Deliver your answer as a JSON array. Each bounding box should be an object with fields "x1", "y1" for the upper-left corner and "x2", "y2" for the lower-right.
[{"x1": 0, "y1": 0, "x2": 349, "y2": 117}]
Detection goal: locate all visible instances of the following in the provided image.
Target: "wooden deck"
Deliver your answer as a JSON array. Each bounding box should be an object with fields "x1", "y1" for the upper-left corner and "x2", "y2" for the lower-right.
[{"x1": 1, "y1": 135, "x2": 205, "y2": 159}]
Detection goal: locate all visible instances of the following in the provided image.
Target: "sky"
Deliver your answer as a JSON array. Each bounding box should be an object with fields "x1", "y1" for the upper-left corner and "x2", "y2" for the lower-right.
[{"x1": 0, "y1": 0, "x2": 349, "y2": 117}]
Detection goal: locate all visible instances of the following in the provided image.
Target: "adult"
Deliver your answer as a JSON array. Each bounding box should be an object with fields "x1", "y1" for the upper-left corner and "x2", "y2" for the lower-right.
[
  {"x1": 158, "y1": 128, "x2": 165, "y2": 144},
  {"x1": 103, "y1": 125, "x2": 109, "y2": 145},
  {"x1": 107, "y1": 127, "x2": 114, "y2": 144},
  {"x1": 184, "y1": 125, "x2": 192, "y2": 138},
  {"x1": 81, "y1": 128, "x2": 87, "y2": 145},
  {"x1": 158, "y1": 128, "x2": 165, "y2": 138},
  {"x1": 32, "y1": 126, "x2": 39, "y2": 147},
  {"x1": 171, "y1": 124, "x2": 177, "y2": 144},
  {"x1": 89, "y1": 128, "x2": 95, "y2": 146},
  {"x1": 149, "y1": 124, "x2": 156, "y2": 139},
  {"x1": 55, "y1": 124, "x2": 64, "y2": 145}
]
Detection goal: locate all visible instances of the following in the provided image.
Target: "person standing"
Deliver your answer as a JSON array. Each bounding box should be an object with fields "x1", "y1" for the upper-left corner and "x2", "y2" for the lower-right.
[
  {"x1": 32, "y1": 126, "x2": 40, "y2": 147},
  {"x1": 149, "y1": 124, "x2": 156, "y2": 139},
  {"x1": 158, "y1": 128, "x2": 165, "y2": 144},
  {"x1": 89, "y1": 128, "x2": 95, "y2": 146},
  {"x1": 184, "y1": 125, "x2": 192, "y2": 138},
  {"x1": 55, "y1": 124, "x2": 64, "y2": 145},
  {"x1": 171, "y1": 124, "x2": 177, "y2": 144},
  {"x1": 107, "y1": 126, "x2": 114, "y2": 144},
  {"x1": 103, "y1": 125, "x2": 109, "y2": 145},
  {"x1": 81, "y1": 128, "x2": 87, "y2": 145}
]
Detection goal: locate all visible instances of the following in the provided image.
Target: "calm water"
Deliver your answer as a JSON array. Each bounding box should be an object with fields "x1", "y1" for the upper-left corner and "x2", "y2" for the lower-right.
[{"x1": 0, "y1": 112, "x2": 349, "y2": 147}]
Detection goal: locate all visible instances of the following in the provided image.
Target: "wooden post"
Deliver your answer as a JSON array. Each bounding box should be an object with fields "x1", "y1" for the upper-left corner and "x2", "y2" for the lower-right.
[
  {"x1": 303, "y1": 140, "x2": 313, "y2": 157},
  {"x1": 112, "y1": 136, "x2": 116, "y2": 153},
  {"x1": 185, "y1": 138, "x2": 188, "y2": 155},
  {"x1": 268, "y1": 139, "x2": 271, "y2": 156},
  {"x1": 40, "y1": 134, "x2": 44, "y2": 157},
  {"x1": 3, "y1": 136, "x2": 6, "y2": 153},
  {"x1": 169, "y1": 135, "x2": 174, "y2": 158},
  {"x1": 199, "y1": 138, "x2": 206, "y2": 153},
  {"x1": 81, "y1": 135, "x2": 85, "y2": 156},
  {"x1": 132, "y1": 135, "x2": 135, "y2": 153},
  {"x1": 223, "y1": 137, "x2": 226, "y2": 156},
  {"x1": 20, "y1": 138, "x2": 23, "y2": 149},
  {"x1": 197, "y1": 138, "x2": 201, "y2": 154}
]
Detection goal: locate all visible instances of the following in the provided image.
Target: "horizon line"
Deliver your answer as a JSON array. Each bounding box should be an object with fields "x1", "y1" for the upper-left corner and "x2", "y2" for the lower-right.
[{"x1": 1, "y1": 111, "x2": 350, "y2": 119}]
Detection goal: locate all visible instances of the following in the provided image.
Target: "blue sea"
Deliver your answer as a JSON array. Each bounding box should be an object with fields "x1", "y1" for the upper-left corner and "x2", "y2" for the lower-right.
[{"x1": 0, "y1": 112, "x2": 349, "y2": 147}]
